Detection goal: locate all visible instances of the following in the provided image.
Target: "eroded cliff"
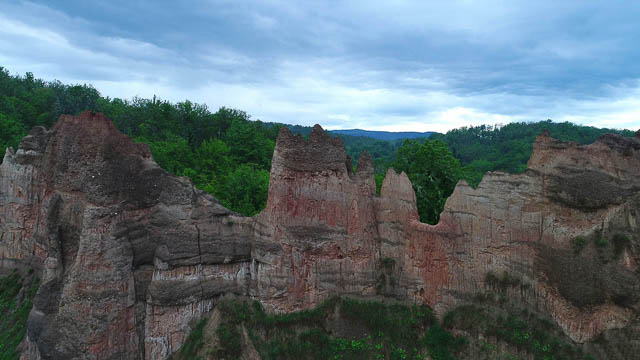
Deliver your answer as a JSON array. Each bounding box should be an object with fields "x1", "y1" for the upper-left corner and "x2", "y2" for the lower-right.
[{"x1": 1, "y1": 112, "x2": 638, "y2": 359}]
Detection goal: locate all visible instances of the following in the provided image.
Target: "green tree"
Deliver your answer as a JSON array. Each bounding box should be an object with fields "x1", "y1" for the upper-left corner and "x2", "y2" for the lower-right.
[
  {"x1": 393, "y1": 139, "x2": 462, "y2": 224},
  {"x1": 136, "y1": 135, "x2": 194, "y2": 175},
  {"x1": 0, "y1": 113, "x2": 26, "y2": 156},
  {"x1": 214, "y1": 164, "x2": 270, "y2": 216}
]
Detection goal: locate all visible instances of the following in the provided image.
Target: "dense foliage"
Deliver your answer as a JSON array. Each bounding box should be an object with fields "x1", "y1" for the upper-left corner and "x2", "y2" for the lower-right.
[
  {"x1": 0, "y1": 68, "x2": 636, "y2": 221},
  {"x1": 0, "y1": 68, "x2": 278, "y2": 216},
  {"x1": 331, "y1": 129, "x2": 434, "y2": 141},
  {"x1": 341, "y1": 136, "x2": 403, "y2": 175},
  {"x1": 388, "y1": 122, "x2": 634, "y2": 224},
  {"x1": 392, "y1": 139, "x2": 463, "y2": 224},
  {"x1": 0, "y1": 270, "x2": 40, "y2": 360},
  {"x1": 127, "y1": 106, "x2": 277, "y2": 216},
  {"x1": 430, "y1": 122, "x2": 635, "y2": 187}
]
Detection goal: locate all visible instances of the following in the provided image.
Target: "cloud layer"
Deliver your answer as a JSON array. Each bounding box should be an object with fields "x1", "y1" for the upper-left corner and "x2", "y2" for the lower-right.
[{"x1": 1, "y1": 0, "x2": 639, "y2": 132}]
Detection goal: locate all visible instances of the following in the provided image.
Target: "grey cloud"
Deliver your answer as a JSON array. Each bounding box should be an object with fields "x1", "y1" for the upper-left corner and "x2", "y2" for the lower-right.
[{"x1": 0, "y1": 0, "x2": 639, "y2": 131}]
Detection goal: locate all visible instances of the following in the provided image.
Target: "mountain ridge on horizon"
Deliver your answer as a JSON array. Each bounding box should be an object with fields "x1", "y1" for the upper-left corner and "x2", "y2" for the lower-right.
[
  {"x1": 283, "y1": 124, "x2": 436, "y2": 141},
  {"x1": 330, "y1": 128, "x2": 434, "y2": 140}
]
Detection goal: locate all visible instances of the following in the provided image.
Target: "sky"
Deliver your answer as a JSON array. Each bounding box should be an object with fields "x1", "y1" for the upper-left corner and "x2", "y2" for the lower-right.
[{"x1": 1, "y1": 1, "x2": 640, "y2": 133}]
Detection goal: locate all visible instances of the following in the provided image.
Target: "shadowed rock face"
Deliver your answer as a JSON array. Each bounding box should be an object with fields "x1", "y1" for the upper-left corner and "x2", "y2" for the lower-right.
[
  {"x1": 1, "y1": 112, "x2": 253, "y2": 359},
  {"x1": 1, "y1": 112, "x2": 639, "y2": 359}
]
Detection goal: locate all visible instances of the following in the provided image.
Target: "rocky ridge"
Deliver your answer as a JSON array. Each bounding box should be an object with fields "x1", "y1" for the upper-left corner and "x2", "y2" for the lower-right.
[{"x1": 1, "y1": 112, "x2": 639, "y2": 359}]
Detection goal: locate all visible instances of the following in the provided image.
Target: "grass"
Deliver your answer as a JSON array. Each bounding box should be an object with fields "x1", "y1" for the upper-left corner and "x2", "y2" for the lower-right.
[
  {"x1": 444, "y1": 303, "x2": 594, "y2": 360},
  {"x1": 182, "y1": 297, "x2": 466, "y2": 360},
  {"x1": 178, "y1": 318, "x2": 207, "y2": 359},
  {"x1": 0, "y1": 270, "x2": 40, "y2": 360},
  {"x1": 177, "y1": 293, "x2": 605, "y2": 360},
  {"x1": 215, "y1": 322, "x2": 242, "y2": 358}
]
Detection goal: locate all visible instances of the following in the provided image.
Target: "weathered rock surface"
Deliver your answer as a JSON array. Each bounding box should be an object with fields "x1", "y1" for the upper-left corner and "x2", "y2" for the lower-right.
[
  {"x1": 1, "y1": 113, "x2": 253, "y2": 359},
  {"x1": 1, "y1": 112, "x2": 639, "y2": 359}
]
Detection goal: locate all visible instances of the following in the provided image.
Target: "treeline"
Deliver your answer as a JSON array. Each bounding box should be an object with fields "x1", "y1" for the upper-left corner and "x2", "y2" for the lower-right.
[
  {"x1": 286, "y1": 125, "x2": 403, "y2": 175},
  {"x1": 0, "y1": 68, "x2": 399, "y2": 217},
  {"x1": 0, "y1": 68, "x2": 635, "y2": 223},
  {"x1": 430, "y1": 122, "x2": 635, "y2": 186},
  {"x1": 0, "y1": 68, "x2": 278, "y2": 215},
  {"x1": 390, "y1": 122, "x2": 634, "y2": 224}
]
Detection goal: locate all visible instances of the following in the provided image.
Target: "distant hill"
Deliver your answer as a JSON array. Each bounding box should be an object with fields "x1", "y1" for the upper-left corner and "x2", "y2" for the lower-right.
[{"x1": 330, "y1": 129, "x2": 434, "y2": 140}]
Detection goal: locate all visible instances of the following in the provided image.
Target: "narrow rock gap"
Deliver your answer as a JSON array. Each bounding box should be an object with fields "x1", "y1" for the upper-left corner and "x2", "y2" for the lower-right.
[
  {"x1": 194, "y1": 224, "x2": 205, "y2": 300},
  {"x1": 123, "y1": 223, "x2": 146, "y2": 360}
]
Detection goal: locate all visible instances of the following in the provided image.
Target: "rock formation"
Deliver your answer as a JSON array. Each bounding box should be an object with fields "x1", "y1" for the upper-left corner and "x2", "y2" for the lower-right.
[{"x1": 1, "y1": 112, "x2": 638, "y2": 359}]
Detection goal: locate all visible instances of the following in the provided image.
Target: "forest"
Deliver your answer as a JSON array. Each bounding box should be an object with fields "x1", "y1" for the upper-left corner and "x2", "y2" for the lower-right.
[{"x1": 0, "y1": 68, "x2": 635, "y2": 223}]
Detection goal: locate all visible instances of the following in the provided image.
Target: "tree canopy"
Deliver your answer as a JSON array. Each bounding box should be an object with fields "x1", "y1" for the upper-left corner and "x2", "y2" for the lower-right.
[
  {"x1": 0, "y1": 67, "x2": 279, "y2": 216},
  {"x1": 393, "y1": 139, "x2": 462, "y2": 224},
  {"x1": 0, "y1": 68, "x2": 635, "y2": 221}
]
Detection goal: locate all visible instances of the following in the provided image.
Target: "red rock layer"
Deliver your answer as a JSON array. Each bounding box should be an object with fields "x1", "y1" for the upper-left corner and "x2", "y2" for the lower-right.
[{"x1": 1, "y1": 113, "x2": 639, "y2": 359}]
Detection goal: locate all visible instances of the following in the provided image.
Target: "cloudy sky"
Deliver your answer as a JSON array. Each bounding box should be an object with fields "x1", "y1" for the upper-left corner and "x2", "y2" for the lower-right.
[{"x1": 1, "y1": 1, "x2": 640, "y2": 132}]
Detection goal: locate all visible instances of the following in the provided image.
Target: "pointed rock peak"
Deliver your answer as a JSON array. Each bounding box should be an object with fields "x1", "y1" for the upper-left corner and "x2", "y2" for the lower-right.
[
  {"x1": 635, "y1": 129, "x2": 640, "y2": 138},
  {"x1": 380, "y1": 168, "x2": 416, "y2": 204},
  {"x1": 308, "y1": 124, "x2": 345, "y2": 148},
  {"x1": 49, "y1": 112, "x2": 152, "y2": 162},
  {"x1": 311, "y1": 123, "x2": 325, "y2": 132},
  {"x1": 309, "y1": 124, "x2": 328, "y2": 141},
  {"x1": 2, "y1": 146, "x2": 15, "y2": 165},
  {"x1": 271, "y1": 124, "x2": 350, "y2": 174},
  {"x1": 277, "y1": 125, "x2": 295, "y2": 141},
  {"x1": 532, "y1": 129, "x2": 554, "y2": 146},
  {"x1": 356, "y1": 150, "x2": 374, "y2": 176},
  {"x1": 14, "y1": 125, "x2": 52, "y2": 165}
]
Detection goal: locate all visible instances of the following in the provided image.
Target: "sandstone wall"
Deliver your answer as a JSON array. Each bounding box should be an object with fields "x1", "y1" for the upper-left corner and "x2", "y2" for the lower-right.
[{"x1": 1, "y1": 112, "x2": 638, "y2": 359}]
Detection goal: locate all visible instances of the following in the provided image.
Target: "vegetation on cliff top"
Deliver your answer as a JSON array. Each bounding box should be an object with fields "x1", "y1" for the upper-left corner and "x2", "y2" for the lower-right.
[{"x1": 0, "y1": 68, "x2": 635, "y2": 221}]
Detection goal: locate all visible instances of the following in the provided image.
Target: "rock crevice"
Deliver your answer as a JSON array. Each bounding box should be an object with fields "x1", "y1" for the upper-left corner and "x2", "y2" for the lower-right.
[{"x1": 1, "y1": 113, "x2": 639, "y2": 359}]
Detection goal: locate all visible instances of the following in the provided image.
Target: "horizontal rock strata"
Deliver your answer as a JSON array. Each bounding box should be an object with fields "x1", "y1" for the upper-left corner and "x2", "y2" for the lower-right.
[{"x1": 1, "y1": 112, "x2": 639, "y2": 359}]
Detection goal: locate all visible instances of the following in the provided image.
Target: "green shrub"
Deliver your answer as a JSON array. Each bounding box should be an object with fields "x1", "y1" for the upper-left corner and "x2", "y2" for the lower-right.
[
  {"x1": 202, "y1": 297, "x2": 460, "y2": 360},
  {"x1": 0, "y1": 272, "x2": 40, "y2": 360},
  {"x1": 485, "y1": 271, "x2": 522, "y2": 290},
  {"x1": 423, "y1": 323, "x2": 466, "y2": 360},
  {"x1": 573, "y1": 236, "x2": 587, "y2": 253},
  {"x1": 594, "y1": 236, "x2": 609, "y2": 248}
]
